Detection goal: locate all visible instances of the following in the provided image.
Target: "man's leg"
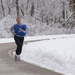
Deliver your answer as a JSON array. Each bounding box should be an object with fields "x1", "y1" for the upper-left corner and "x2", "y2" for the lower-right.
[
  {"x1": 14, "y1": 35, "x2": 23, "y2": 61},
  {"x1": 14, "y1": 35, "x2": 20, "y2": 55},
  {"x1": 14, "y1": 35, "x2": 24, "y2": 61},
  {"x1": 17, "y1": 37, "x2": 24, "y2": 61},
  {"x1": 19, "y1": 37, "x2": 24, "y2": 54}
]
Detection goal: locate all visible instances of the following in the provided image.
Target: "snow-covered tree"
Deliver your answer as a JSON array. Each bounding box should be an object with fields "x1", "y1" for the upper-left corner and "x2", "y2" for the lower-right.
[{"x1": 0, "y1": 0, "x2": 75, "y2": 38}]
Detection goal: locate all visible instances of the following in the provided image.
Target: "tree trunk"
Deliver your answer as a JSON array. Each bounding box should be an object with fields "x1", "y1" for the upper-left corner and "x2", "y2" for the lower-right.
[
  {"x1": 31, "y1": 3, "x2": 34, "y2": 17},
  {"x1": 62, "y1": 2, "x2": 65, "y2": 19},
  {"x1": 15, "y1": 0, "x2": 19, "y2": 17},
  {"x1": 46, "y1": 16, "x2": 49, "y2": 25},
  {"x1": 26, "y1": 0, "x2": 29, "y2": 10},
  {"x1": 1, "y1": 0, "x2": 5, "y2": 17},
  {"x1": 8, "y1": 7, "x2": 11, "y2": 15},
  {"x1": 19, "y1": 6, "x2": 24, "y2": 16}
]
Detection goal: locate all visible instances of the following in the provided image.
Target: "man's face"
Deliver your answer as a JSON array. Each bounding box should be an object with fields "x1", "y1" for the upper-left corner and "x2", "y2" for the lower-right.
[{"x1": 16, "y1": 18, "x2": 21, "y2": 24}]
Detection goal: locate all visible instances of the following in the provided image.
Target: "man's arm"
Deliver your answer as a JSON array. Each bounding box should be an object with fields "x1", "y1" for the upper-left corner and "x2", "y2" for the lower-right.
[
  {"x1": 19, "y1": 26, "x2": 28, "y2": 34},
  {"x1": 10, "y1": 26, "x2": 16, "y2": 35}
]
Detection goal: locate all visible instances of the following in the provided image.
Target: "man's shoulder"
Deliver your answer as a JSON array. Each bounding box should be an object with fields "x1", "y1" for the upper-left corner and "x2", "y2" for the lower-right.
[
  {"x1": 22, "y1": 24, "x2": 26, "y2": 26},
  {"x1": 22, "y1": 24, "x2": 27, "y2": 27},
  {"x1": 14, "y1": 24, "x2": 18, "y2": 27}
]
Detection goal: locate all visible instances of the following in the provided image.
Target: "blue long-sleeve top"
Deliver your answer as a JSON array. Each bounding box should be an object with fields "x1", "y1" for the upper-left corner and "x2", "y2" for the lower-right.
[{"x1": 10, "y1": 24, "x2": 27, "y2": 37}]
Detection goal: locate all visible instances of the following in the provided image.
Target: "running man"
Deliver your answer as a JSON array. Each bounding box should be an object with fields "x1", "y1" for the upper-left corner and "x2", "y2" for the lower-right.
[{"x1": 10, "y1": 17, "x2": 27, "y2": 61}]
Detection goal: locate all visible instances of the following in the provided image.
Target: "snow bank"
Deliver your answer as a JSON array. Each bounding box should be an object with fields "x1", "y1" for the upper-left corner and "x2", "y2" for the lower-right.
[
  {"x1": 1, "y1": 34, "x2": 75, "y2": 44},
  {"x1": 21, "y1": 36, "x2": 75, "y2": 75}
]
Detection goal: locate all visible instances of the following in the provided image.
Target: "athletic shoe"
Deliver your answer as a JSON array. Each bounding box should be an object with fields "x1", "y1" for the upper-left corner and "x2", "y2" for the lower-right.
[{"x1": 17, "y1": 55, "x2": 21, "y2": 61}]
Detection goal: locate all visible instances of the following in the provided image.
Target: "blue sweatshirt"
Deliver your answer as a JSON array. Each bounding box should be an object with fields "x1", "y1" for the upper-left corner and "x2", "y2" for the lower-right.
[{"x1": 10, "y1": 24, "x2": 27, "y2": 37}]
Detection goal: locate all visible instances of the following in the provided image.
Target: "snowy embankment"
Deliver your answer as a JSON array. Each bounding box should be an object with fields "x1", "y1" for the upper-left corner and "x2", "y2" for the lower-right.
[
  {"x1": 20, "y1": 34, "x2": 75, "y2": 75},
  {"x1": 0, "y1": 34, "x2": 75, "y2": 44}
]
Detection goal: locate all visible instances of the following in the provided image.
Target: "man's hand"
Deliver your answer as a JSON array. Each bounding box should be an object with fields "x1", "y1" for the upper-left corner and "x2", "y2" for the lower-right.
[
  {"x1": 19, "y1": 28, "x2": 23, "y2": 32},
  {"x1": 19, "y1": 28, "x2": 27, "y2": 33},
  {"x1": 12, "y1": 32, "x2": 16, "y2": 37},
  {"x1": 13, "y1": 32, "x2": 16, "y2": 35}
]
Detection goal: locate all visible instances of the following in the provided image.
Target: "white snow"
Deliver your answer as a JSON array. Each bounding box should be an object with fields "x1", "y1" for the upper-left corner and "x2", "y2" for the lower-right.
[
  {"x1": 20, "y1": 35, "x2": 75, "y2": 75},
  {"x1": 0, "y1": 0, "x2": 74, "y2": 38},
  {"x1": 0, "y1": 38, "x2": 14, "y2": 44},
  {"x1": 0, "y1": 15, "x2": 16, "y2": 38},
  {"x1": 0, "y1": 34, "x2": 75, "y2": 44},
  {"x1": 0, "y1": 0, "x2": 75, "y2": 75},
  {"x1": 1, "y1": 14, "x2": 75, "y2": 38}
]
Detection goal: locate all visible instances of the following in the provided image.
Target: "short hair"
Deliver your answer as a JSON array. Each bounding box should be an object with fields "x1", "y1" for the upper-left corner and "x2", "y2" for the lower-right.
[{"x1": 16, "y1": 17, "x2": 20, "y2": 20}]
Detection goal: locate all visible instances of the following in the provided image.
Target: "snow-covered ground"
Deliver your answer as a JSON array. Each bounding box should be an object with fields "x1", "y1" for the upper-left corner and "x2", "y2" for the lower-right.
[
  {"x1": 1, "y1": 34, "x2": 75, "y2": 75},
  {"x1": 20, "y1": 35, "x2": 75, "y2": 75},
  {"x1": 0, "y1": 34, "x2": 75, "y2": 44}
]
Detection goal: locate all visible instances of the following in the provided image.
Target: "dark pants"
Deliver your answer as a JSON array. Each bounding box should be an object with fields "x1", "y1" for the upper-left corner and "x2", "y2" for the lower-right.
[{"x1": 14, "y1": 35, "x2": 24, "y2": 55}]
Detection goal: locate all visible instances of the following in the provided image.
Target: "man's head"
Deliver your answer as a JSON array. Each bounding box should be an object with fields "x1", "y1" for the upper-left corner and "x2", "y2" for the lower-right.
[{"x1": 16, "y1": 17, "x2": 21, "y2": 24}]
